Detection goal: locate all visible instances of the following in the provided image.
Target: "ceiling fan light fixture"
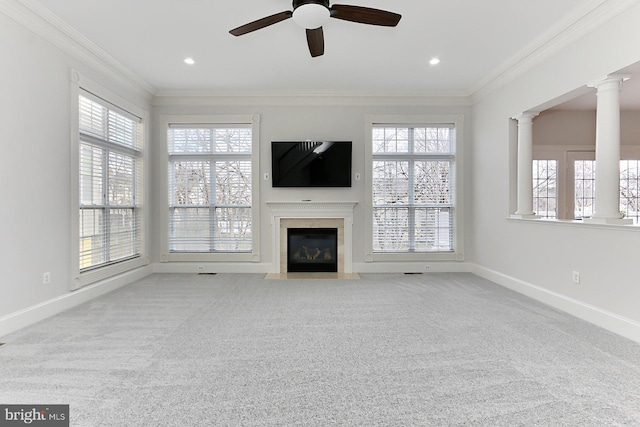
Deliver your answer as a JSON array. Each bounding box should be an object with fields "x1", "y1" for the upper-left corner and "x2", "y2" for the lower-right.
[{"x1": 293, "y1": 3, "x2": 330, "y2": 29}]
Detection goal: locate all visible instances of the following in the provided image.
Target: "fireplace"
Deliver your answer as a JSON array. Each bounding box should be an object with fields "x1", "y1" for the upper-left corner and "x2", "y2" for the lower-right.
[
  {"x1": 266, "y1": 201, "x2": 357, "y2": 274},
  {"x1": 287, "y1": 228, "x2": 338, "y2": 272}
]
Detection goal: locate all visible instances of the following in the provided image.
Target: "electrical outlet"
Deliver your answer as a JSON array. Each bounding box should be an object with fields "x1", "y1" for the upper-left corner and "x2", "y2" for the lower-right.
[
  {"x1": 425, "y1": 264, "x2": 431, "y2": 270},
  {"x1": 572, "y1": 271, "x2": 580, "y2": 284},
  {"x1": 197, "y1": 265, "x2": 204, "y2": 271},
  {"x1": 42, "y1": 272, "x2": 51, "y2": 284}
]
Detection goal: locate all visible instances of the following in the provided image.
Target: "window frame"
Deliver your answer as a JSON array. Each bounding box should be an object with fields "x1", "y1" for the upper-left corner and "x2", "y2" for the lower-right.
[
  {"x1": 532, "y1": 159, "x2": 559, "y2": 219},
  {"x1": 533, "y1": 146, "x2": 640, "y2": 224},
  {"x1": 70, "y1": 71, "x2": 149, "y2": 290},
  {"x1": 567, "y1": 150, "x2": 596, "y2": 220},
  {"x1": 364, "y1": 115, "x2": 464, "y2": 262},
  {"x1": 159, "y1": 115, "x2": 261, "y2": 263}
]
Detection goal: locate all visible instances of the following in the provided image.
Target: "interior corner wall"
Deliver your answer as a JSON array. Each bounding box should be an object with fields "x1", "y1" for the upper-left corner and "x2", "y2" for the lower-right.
[
  {"x1": 469, "y1": 2, "x2": 640, "y2": 337},
  {"x1": 0, "y1": 11, "x2": 151, "y2": 323}
]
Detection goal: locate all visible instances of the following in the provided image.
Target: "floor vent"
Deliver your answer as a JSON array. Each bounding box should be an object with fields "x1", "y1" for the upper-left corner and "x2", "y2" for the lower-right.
[
  {"x1": 404, "y1": 272, "x2": 423, "y2": 275},
  {"x1": 198, "y1": 273, "x2": 217, "y2": 275}
]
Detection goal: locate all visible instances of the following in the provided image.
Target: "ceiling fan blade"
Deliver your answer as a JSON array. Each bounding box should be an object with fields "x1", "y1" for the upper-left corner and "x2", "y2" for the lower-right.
[
  {"x1": 306, "y1": 27, "x2": 324, "y2": 57},
  {"x1": 229, "y1": 11, "x2": 293, "y2": 36},
  {"x1": 330, "y1": 4, "x2": 401, "y2": 26}
]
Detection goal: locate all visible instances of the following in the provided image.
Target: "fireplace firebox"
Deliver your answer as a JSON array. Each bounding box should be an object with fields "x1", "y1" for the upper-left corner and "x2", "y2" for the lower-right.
[{"x1": 287, "y1": 228, "x2": 338, "y2": 272}]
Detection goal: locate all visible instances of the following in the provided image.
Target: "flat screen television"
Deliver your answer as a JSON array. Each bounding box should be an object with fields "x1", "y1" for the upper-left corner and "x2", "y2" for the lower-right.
[{"x1": 271, "y1": 141, "x2": 352, "y2": 187}]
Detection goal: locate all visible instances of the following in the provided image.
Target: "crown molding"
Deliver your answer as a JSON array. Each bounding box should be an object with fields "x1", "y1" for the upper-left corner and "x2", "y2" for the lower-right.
[
  {"x1": 152, "y1": 90, "x2": 473, "y2": 107},
  {"x1": 469, "y1": 0, "x2": 639, "y2": 104},
  {"x1": 4, "y1": 0, "x2": 633, "y2": 107},
  {"x1": 0, "y1": 0, "x2": 156, "y2": 101}
]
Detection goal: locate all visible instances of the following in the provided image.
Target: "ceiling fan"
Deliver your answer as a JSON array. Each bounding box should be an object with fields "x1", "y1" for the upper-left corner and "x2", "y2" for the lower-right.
[{"x1": 229, "y1": 0, "x2": 401, "y2": 57}]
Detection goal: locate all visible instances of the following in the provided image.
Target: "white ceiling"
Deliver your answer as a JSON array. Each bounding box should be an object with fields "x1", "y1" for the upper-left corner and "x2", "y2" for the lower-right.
[{"x1": 25, "y1": 0, "x2": 637, "y2": 102}]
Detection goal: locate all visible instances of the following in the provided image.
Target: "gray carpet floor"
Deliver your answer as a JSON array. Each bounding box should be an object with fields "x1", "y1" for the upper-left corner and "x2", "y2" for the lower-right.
[{"x1": 1, "y1": 273, "x2": 640, "y2": 426}]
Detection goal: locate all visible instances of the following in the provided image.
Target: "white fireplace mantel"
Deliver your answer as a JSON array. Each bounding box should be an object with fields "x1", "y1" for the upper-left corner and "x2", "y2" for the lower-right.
[
  {"x1": 266, "y1": 201, "x2": 358, "y2": 273},
  {"x1": 266, "y1": 201, "x2": 358, "y2": 216}
]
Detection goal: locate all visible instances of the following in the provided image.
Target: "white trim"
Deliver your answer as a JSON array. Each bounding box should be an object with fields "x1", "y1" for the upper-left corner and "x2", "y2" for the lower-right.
[
  {"x1": 471, "y1": 263, "x2": 640, "y2": 344},
  {"x1": 0, "y1": 266, "x2": 151, "y2": 338},
  {"x1": 151, "y1": 262, "x2": 270, "y2": 274},
  {"x1": 73, "y1": 70, "x2": 146, "y2": 119},
  {"x1": 353, "y1": 261, "x2": 471, "y2": 274},
  {"x1": 364, "y1": 114, "x2": 465, "y2": 263},
  {"x1": 159, "y1": 114, "x2": 261, "y2": 263},
  {"x1": 149, "y1": 261, "x2": 471, "y2": 275},
  {"x1": 70, "y1": 70, "x2": 150, "y2": 290},
  {"x1": 265, "y1": 201, "x2": 357, "y2": 274},
  {"x1": 505, "y1": 216, "x2": 640, "y2": 231},
  {"x1": 152, "y1": 93, "x2": 473, "y2": 107},
  {"x1": 532, "y1": 146, "x2": 640, "y2": 222}
]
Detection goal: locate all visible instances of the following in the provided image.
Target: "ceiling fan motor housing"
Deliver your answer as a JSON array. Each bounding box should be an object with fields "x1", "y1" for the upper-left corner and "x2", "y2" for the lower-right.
[
  {"x1": 293, "y1": 0, "x2": 330, "y2": 10},
  {"x1": 292, "y1": 0, "x2": 331, "y2": 29}
]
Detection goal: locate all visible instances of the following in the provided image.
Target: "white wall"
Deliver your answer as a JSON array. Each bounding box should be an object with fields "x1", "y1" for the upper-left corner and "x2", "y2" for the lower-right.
[
  {"x1": 470, "y1": 2, "x2": 640, "y2": 339},
  {"x1": 533, "y1": 109, "x2": 640, "y2": 147},
  {"x1": 0, "y1": 11, "x2": 151, "y2": 322},
  {"x1": 150, "y1": 102, "x2": 472, "y2": 271}
]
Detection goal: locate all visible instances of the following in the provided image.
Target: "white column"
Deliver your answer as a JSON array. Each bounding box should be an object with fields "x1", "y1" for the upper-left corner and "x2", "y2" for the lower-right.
[
  {"x1": 586, "y1": 75, "x2": 632, "y2": 224},
  {"x1": 511, "y1": 112, "x2": 540, "y2": 219}
]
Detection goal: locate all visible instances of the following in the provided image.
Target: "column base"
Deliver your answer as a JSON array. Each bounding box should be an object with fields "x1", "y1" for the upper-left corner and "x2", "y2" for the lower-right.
[
  {"x1": 584, "y1": 217, "x2": 633, "y2": 225},
  {"x1": 510, "y1": 213, "x2": 541, "y2": 220}
]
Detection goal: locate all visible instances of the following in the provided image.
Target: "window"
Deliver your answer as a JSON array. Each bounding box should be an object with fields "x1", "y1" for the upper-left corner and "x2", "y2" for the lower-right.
[
  {"x1": 165, "y1": 118, "x2": 260, "y2": 258},
  {"x1": 573, "y1": 158, "x2": 596, "y2": 220},
  {"x1": 168, "y1": 126, "x2": 252, "y2": 252},
  {"x1": 368, "y1": 119, "x2": 460, "y2": 257},
  {"x1": 570, "y1": 156, "x2": 640, "y2": 224},
  {"x1": 619, "y1": 160, "x2": 640, "y2": 223},
  {"x1": 532, "y1": 159, "x2": 557, "y2": 219},
  {"x1": 78, "y1": 93, "x2": 143, "y2": 272}
]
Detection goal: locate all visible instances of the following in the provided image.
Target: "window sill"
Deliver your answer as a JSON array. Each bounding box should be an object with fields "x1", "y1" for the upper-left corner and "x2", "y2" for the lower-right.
[
  {"x1": 367, "y1": 251, "x2": 463, "y2": 262},
  {"x1": 506, "y1": 216, "x2": 640, "y2": 231}
]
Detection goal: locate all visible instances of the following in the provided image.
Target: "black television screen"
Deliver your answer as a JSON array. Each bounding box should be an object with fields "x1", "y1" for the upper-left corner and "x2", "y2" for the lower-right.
[{"x1": 271, "y1": 141, "x2": 352, "y2": 187}]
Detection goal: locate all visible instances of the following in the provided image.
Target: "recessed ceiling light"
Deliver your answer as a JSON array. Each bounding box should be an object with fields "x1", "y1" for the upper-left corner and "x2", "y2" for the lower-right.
[
  {"x1": 429, "y1": 57, "x2": 440, "y2": 66},
  {"x1": 184, "y1": 57, "x2": 195, "y2": 65}
]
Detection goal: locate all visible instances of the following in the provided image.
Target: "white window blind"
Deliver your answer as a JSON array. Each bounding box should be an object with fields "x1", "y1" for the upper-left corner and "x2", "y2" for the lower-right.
[
  {"x1": 372, "y1": 125, "x2": 455, "y2": 252},
  {"x1": 168, "y1": 126, "x2": 253, "y2": 252},
  {"x1": 78, "y1": 93, "x2": 143, "y2": 271}
]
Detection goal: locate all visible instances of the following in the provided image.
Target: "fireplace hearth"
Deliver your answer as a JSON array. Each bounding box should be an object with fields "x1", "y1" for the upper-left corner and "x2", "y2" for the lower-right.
[{"x1": 287, "y1": 228, "x2": 338, "y2": 272}]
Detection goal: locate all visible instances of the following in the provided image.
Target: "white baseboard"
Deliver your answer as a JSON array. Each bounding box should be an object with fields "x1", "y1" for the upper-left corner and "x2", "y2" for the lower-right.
[
  {"x1": 151, "y1": 261, "x2": 472, "y2": 275},
  {"x1": 151, "y1": 262, "x2": 272, "y2": 274},
  {"x1": 470, "y1": 263, "x2": 640, "y2": 344},
  {"x1": 0, "y1": 266, "x2": 151, "y2": 338},
  {"x1": 353, "y1": 261, "x2": 472, "y2": 274}
]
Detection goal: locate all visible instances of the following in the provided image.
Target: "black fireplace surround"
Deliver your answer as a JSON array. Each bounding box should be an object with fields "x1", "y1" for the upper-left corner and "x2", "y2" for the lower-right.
[{"x1": 287, "y1": 228, "x2": 338, "y2": 272}]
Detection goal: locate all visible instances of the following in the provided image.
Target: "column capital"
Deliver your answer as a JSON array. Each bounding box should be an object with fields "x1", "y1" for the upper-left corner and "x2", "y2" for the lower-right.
[
  {"x1": 588, "y1": 74, "x2": 631, "y2": 89},
  {"x1": 512, "y1": 111, "x2": 540, "y2": 122}
]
